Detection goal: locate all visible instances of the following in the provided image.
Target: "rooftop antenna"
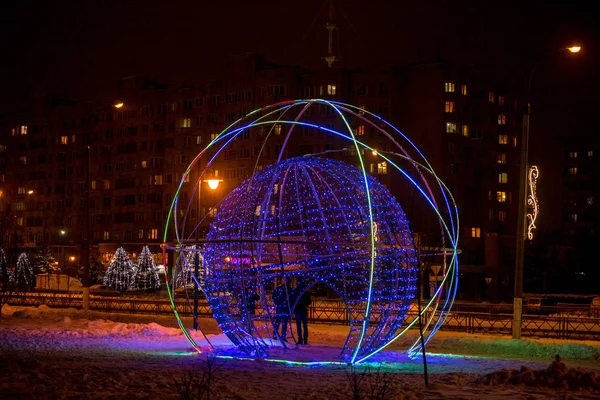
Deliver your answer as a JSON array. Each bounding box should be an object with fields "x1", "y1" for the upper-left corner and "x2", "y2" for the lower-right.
[{"x1": 322, "y1": 0, "x2": 338, "y2": 68}]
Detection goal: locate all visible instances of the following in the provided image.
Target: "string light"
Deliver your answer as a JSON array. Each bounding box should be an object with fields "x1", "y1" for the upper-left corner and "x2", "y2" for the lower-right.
[
  {"x1": 103, "y1": 247, "x2": 134, "y2": 291},
  {"x1": 15, "y1": 253, "x2": 35, "y2": 288},
  {"x1": 527, "y1": 165, "x2": 539, "y2": 241},
  {"x1": 163, "y1": 99, "x2": 459, "y2": 364},
  {"x1": 131, "y1": 246, "x2": 161, "y2": 290}
]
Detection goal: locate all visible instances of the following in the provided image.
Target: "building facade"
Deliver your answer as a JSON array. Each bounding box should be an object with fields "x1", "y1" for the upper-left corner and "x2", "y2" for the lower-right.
[{"x1": 0, "y1": 54, "x2": 522, "y2": 299}]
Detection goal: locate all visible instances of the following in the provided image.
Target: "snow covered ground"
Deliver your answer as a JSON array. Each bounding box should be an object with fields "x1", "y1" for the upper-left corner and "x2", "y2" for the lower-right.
[{"x1": 1, "y1": 304, "x2": 599, "y2": 399}]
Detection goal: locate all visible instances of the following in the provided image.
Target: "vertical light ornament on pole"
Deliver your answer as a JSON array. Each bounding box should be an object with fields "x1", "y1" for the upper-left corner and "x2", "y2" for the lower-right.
[{"x1": 527, "y1": 166, "x2": 539, "y2": 240}]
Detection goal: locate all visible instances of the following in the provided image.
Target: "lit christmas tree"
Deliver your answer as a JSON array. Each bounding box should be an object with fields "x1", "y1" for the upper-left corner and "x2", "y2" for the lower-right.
[
  {"x1": 0, "y1": 248, "x2": 10, "y2": 283},
  {"x1": 33, "y1": 246, "x2": 58, "y2": 274},
  {"x1": 175, "y1": 247, "x2": 204, "y2": 288},
  {"x1": 103, "y1": 247, "x2": 134, "y2": 291},
  {"x1": 131, "y1": 246, "x2": 160, "y2": 290},
  {"x1": 15, "y1": 253, "x2": 35, "y2": 288}
]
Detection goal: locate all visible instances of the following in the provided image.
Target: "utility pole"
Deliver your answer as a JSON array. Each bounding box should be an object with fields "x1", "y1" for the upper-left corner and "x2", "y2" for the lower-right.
[{"x1": 82, "y1": 143, "x2": 91, "y2": 310}]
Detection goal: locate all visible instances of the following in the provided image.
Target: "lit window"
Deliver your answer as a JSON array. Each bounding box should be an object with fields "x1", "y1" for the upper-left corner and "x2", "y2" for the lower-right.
[
  {"x1": 196, "y1": 135, "x2": 202, "y2": 145},
  {"x1": 103, "y1": 180, "x2": 110, "y2": 190},
  {"x1": 471, "y1": 227, "x2": 481, "y2": 238},
  {"x1": 568, "y1": 167, "x2": 578, "y2": 175},
  {"x1": 512, "y1": 137, "x2": 518, "y2": 147},
  {"x1": 358, "y1": 106, "x2": 366, "y2": 115},
  {"x1": 209, "y1": 208, "x2": 218, "y2": 218},
  {"x1": 461, "y1": 85, "x2": 467, "y2": 95},
  {"x1": 356, "y1": 125, "x2": 365, "y2": 136},
  {"x1": 103, "y1": 231, "x2": 110, "y2": 240},
  {"x1": 274, "y1": 124, "x2": 282, "y2": 135},
  {"x1": 569, "y1": 213, "x2": 578, "y2": 222},
  {"x1": 18, "y1": 187, "x2": 26, "y2": 194},
  {"x1": 138, "y1": 229, "x2": 144, "y2": 239},
  {"x1": 17, "y1": 217, "x2": 24, "y2": 226},
  {"x1": 60, "y1": 136, "x2": 68, "y2": 145},
  {"x1": 498, "y1": 173, "x2": 508, "y2": 183},
  {"x1": 150, "y1": 229, "x2": 158, "y2": 239},
  {"x1": 488, "y1": 92, "x2": 495, "y2": 103},
  {"x1": 497, "y1": 114, "x2": 506, "y2": 125},
  {"x1": 569, "y1": 151, "x2": 578, "y2": 159},
  {"x1": 445, "y1": 101, "x2": 455, "y2": 113},
  {"x1": 327, "y1": 84, "x2": 337, "y2": 95},
  {"x1": 151, "y1": 175, "x2": 163, "y2": 185},
  {"x1": 377, "y1": 162, "x2": 388, "y2": 175},
  {"x1": 444, "y1": 82, "x2": 455, "y2": 92},
  {"x1": 497, "y1": 153, "x2": 506, "y2": 164},
  {"x1": 20, "y1": 125, "x2": 28, "y2": 135},
  {"x1": 91, "y1": 180, "x2": 97, "y2": 190},
  {"x1": 499, "y1": 96, "x2": 505, "y2": 106},
  {"x1": 587, "y1": 150, "x2": 594, "y2": 157},
  {"x1": 181, "y1": 118, "x2": 192, "y2": 128},
  {"x1": 498, "y1": 211, "x2": 507, "y2": 222},
  {"x1": 446, "y1": 122, "x2": 457, "y2": 133},
  {"x1": 270, "y1": 204, "x2": 277, "y2": 216},
  {"x1": 210, "y1": 133, "x2": 218, "y2": 141},
  {"x1": 587, "y1": 197, "x2": 593, "y2": 206},
  {"x1": 461, "y1": 125, "x2": 469, "y2": 137},
  {"x1": 19, "y1": 156, "x2": 27, "y2": 165},
  {"x1": 499, "y1": 135, "x2": 508, "y2": 145},
  {"x1": 141, "y1": 160, "x2": 147, "y2": 168},
  {"x1": 497, "y1": 191, "x2": 507, "y2": 203}
]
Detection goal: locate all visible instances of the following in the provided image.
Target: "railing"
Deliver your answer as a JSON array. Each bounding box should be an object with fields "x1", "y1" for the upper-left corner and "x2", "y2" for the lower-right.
[{"x1": 6, "y1": 292, "x2": 600, "y2": 340}]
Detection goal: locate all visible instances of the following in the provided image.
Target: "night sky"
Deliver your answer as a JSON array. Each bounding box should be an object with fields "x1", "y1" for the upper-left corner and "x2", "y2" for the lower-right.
[{"x1": 1, "y1": 0, "x2": 598, "y2": 232}]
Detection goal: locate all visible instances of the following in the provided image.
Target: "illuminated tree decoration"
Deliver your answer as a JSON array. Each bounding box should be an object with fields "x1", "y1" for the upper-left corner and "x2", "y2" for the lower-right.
[
  {"x1": 103, "y1": 247, "x2": 134, "y2": 291},
  {"x1": 0, "y1": 248, "x2": 10, "y2": 283},
  {"x1": 527, "y1": 165, "x2": 539, "y2": 241},
  {"x1": 164, "y1": 100, "x2": 459, "y2": 364},
  {"x1": 131, "y1": 246, "x2": 161, "y2": 290},
  {"x1": 33, "y1": 246, "x2": 58, "y2": 274},
  {"x1": 173, "y1": 246, "x2": 204, "y2": 288},
  {"x1": 15, "y1": 253, "x2": 35, "y2": 288}
]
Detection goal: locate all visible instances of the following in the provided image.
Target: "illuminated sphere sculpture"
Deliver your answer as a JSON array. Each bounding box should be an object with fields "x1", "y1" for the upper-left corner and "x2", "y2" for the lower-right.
[
  {"x1": 204, "y1": 156, "x2": 417, "y2": 360},
  {"x1": 165, "y1": 100, "x2": 459, "y2": 364}
]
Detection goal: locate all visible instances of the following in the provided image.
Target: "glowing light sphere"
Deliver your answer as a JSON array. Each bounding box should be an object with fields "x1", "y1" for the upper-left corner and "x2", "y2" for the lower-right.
[
  {"x1": 204, "y1": 156, "x2": 417, "y2": 360},
  {"x1": 164, "y1": 99, "x2": 459, "y2": 364}
]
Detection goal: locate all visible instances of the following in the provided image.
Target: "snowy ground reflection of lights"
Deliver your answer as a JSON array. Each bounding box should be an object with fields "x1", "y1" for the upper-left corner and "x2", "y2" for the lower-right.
[{"x1": 163, "y1": 99, "x2": 460, "y2": 364}]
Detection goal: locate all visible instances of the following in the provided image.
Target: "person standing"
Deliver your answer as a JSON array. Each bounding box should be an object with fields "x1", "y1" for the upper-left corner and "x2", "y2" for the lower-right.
[
  {"x1": 272, "y1": 281, "x2": 290, "y2": 342},
  {"x1": 294, "y1": 287, "x2": 311, "y2": 345}
]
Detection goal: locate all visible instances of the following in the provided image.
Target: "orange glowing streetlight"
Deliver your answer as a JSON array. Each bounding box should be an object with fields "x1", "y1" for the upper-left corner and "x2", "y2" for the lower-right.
[
  {"x1": 567, "y1": 46, "x2": 581, "y2": 53},
  {"x1": 114, "y1": 102, "x2": 124, "y2": 108},
  {"x1": 205, "y1": 179, "x2": 222, "y2": 190},
  {"x1": 27, "y1": 189, "x2": 34, "y2": 195}
]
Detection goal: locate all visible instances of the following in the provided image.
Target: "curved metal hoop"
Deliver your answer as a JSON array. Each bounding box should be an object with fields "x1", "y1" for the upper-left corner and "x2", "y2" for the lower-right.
[{"x1": 163, "y1": 99, "x2": 460, "y2": 364}]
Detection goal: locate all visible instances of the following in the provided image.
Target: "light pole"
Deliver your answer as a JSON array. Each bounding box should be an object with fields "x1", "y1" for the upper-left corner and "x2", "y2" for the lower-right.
[
  {"x1": 512, "y1": 45, "x2": 581, "y2": 339},
  {"x1": 193, "y1": 174, "x2": 222, "y2": 330}
]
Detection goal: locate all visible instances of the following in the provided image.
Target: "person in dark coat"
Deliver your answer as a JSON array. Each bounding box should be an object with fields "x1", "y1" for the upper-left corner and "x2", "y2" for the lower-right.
[
  {"x1": 244, "y1": 288, "x2": 260, "y2": 315},
  {"x1": 272, "y1": 280, "x2": 291, "y2": 342},
  {"x1": 293, "y1": 284, "x2": 312, "y2": 345}
]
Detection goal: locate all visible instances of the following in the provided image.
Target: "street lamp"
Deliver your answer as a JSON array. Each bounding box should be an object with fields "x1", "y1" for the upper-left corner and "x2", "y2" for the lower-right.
[
  {"x1": 512, "y1": 45, "x2": 581, "y2": 339},
  {"x1": 193, "y1": 175, "x2": 223, "y2": 330}
]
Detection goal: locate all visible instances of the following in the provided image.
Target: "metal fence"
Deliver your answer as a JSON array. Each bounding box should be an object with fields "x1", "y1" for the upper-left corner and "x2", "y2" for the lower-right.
[{"x1": 6, "y1": 292, "x2": 600, "y2": 340}]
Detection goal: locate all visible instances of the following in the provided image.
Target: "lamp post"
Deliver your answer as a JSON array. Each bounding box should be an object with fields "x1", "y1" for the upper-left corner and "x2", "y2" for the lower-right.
[
  {"x1": 512, "y1": 45, "x2": 581, "y2": 339},
  {"x1": 193, "y1": 175, "x2": 222, "y2": 330}
]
